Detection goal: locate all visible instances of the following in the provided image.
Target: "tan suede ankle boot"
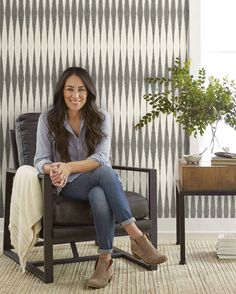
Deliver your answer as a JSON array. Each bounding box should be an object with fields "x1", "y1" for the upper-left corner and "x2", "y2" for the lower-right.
[
  {"x1": 87, "y1": 259, "x2": 114, "y2": 289},
  {"x1": 131, "y1": 234, "x2": 168, "y2": 264}
]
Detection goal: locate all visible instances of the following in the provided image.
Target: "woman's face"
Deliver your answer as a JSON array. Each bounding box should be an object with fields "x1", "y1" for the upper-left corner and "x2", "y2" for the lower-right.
[{"x1": 63, "y1": 74, "x2": 88, "y2": 113}]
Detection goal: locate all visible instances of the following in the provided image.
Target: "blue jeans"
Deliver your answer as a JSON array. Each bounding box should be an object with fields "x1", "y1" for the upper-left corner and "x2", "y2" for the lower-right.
[{"x1": 60, "y1": 166, "x2": 135, "y2": 254}]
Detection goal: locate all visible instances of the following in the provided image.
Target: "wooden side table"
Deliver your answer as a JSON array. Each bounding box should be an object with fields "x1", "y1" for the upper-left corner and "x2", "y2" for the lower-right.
[{"x1": 176, "y1": 159, "x2": 236, "y2": 264}]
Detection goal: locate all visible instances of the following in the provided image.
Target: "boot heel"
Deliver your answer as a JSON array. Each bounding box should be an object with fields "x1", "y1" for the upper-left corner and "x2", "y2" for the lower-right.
[{"x1": 132, "y1": 252, "x2": 142, "y2": 260}]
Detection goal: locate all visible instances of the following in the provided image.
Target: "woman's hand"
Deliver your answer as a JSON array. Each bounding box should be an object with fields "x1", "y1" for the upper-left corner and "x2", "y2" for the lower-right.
[
  {"x1": 49, "y1": 164, "x2": 64, "y2": 187},
  {"x1": 49, "y1": 162, "x2": 71, "y2": 188}
]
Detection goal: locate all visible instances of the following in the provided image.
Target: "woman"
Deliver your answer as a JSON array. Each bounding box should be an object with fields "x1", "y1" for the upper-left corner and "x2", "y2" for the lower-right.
[{"x1": 34, "y1": 67, "x2": 167, "y2": 288}]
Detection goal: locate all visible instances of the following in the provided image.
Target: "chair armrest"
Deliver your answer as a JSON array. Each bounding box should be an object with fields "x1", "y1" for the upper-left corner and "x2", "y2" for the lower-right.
[
  {"x1": 5, "y1": 169, "x2": 17, "y2": 204},
  {"x1": 4, "y1": 169, "x2": 18, "y2": 250},
  {"x1": 6, "y1": 169, "x2": 53, "y2": 212},
  {"x1": 37, "y1": 173, "x2": 53, "y2": 201},
  {"x1": 37, "y1": 173, "x2": 53, "y2": 194},
  {"x1": 112, "y1": 165, "x2": 157, "y2": 236},
  {"x1": 112, "y1": 165, "x2": 155, "y2": 173},
  {"x1": 4, "y1": 168, "x2": 54, "y2": 248},
  {"x1": 37, "y1": 173, "x2": 54, "y2": 241},
  {"x1": 5, "y1": 169, "x2": 17, "y2": 209},
  {"x1": 5, "y1": 169, "x2": 17, "y2": 216}
]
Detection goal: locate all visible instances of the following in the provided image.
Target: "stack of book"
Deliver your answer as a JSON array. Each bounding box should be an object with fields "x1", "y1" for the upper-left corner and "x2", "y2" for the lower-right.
[
  {"x1": 211, "y1": 152, "x2": 236, "y2": 166},
  {"x1": 216, "y1": 233, "x2": 236, "y2": 259}
]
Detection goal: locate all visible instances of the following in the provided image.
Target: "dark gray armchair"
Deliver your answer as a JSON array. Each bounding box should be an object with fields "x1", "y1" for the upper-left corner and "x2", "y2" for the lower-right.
[{"x1": 3, "y1": 113, "x2": 158, "y2": 283}]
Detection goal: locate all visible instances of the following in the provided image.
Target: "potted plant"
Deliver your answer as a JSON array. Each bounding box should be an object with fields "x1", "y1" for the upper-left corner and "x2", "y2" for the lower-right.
[{"x1": 135, "y1": 58, "x2": 236, "y2": 162}]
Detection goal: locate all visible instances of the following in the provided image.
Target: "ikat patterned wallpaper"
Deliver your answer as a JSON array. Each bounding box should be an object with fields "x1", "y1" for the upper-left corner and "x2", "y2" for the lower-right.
[{"x1": 0, "y1": 0, "x2": 199, "y2": 219}]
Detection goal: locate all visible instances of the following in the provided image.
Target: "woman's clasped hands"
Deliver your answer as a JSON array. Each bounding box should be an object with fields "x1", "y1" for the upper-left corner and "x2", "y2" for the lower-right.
[{"x1": 49, "y1": 162, "x2": 71, "y2": 188}]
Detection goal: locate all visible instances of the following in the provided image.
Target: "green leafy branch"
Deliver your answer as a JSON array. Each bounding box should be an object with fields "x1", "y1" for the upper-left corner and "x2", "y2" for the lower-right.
[{"x1": 135, "y1": 58, "x2": 236, "y2": 138}]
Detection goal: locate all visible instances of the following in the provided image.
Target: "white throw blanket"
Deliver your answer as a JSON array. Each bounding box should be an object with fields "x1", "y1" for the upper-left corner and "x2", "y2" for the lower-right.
[{"x1": 9, "y1": 165, "x2": 43, "y2": 272}]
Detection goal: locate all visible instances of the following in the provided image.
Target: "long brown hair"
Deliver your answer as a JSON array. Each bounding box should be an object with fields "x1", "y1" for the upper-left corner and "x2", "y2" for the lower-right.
[{"x1": 47, "y1": 67, "x2": 105, "y2": 162}]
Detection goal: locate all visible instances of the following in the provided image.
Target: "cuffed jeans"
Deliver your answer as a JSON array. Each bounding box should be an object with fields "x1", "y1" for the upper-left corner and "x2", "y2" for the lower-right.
[{"x1": 60, "y1": 166, "x2": 135, "y2": 254}]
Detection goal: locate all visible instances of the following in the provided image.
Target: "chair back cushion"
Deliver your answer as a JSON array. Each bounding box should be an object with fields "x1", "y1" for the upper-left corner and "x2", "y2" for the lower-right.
[{"x1": 15, "y1": 113, "x2": 40, "y2": 166}]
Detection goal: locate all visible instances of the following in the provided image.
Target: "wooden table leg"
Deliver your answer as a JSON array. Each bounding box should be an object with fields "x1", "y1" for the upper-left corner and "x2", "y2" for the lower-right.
[
  {"x1": 179, "y1": 191, "x2": 186, "y2": 264},
  {"x1": 176, "y1": 185, "x2": 180, "y2": 245}
]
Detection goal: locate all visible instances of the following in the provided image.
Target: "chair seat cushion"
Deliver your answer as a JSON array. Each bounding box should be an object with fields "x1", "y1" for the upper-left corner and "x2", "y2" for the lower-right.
[{"x1": 53, "y1": 191, "x2": 149, "y2": 225}]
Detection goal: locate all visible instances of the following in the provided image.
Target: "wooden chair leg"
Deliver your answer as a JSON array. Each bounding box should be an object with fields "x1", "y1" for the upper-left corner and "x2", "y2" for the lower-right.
[{"x1": 43, "y1": 238, "x2": 53, "y2": 283}]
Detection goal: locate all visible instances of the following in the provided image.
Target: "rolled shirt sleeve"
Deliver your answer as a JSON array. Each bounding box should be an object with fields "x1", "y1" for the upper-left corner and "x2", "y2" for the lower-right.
[
  {"x1": 86, "y1": 111, "x2": 111, "y2": 166},
  {"x1": 34, "y1": 112, "x2": 53, "y2": 173}
]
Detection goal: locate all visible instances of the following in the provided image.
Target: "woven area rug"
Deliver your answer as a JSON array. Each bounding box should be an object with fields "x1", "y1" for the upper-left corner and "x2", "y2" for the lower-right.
[{"x1": 1, "y1": 237, "x2": 236, "y2": 294}]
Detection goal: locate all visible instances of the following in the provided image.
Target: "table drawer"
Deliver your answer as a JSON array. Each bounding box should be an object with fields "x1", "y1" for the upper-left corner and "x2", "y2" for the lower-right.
[{"x1": 179, "y1": 159, "x2": 236, "y2": 192}]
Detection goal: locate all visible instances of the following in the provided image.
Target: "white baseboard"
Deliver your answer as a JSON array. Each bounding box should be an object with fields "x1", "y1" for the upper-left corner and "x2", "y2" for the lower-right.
[
  {"x1": 158, "y1": 218, "x2": 236, "y2": 234},
  {"x1": 158, "y1": 218, "x2": 236, "y2": 240}
]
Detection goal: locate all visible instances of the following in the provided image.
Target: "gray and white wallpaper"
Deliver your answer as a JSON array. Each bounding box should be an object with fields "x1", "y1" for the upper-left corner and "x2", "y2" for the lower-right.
[{"x1": 0, "y1": 0, "x2": 193, "y2": 218}]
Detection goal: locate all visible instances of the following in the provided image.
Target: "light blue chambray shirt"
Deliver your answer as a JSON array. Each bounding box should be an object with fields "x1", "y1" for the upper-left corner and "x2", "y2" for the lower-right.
[{"x1": 34, "y1": 110, "x2": 112, "y2": 186}]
